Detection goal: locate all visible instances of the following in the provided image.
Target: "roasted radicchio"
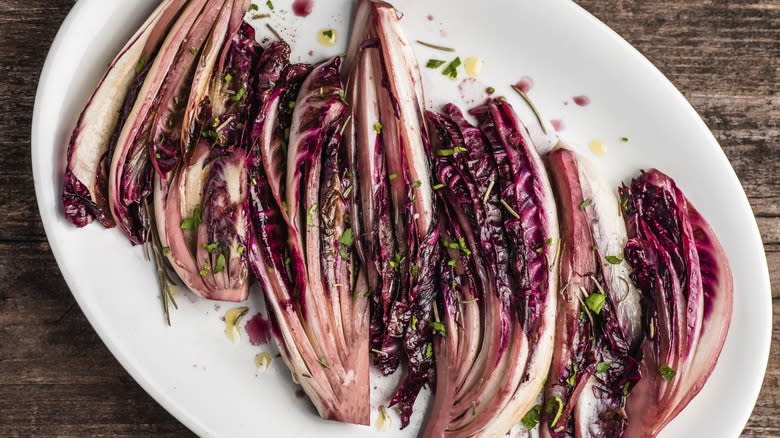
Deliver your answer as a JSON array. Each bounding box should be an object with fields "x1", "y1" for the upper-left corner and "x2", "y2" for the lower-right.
[
  {"x1": 542, "y1": 147, "x2": 642, "y2": 437},
  {"x1": 247, "y1": 53, "x2": 370, "y2": 424},
  {"x1": 422, "y1": 100, "x2": 559, "y2": 437},
  {"x1": 344, "y1": 0, "x2": 439, "y2": 426},
  {"x1": 63, "y1": 0, "x2": 188, "y2": 228},
  {"x1": 154, "y1": 1, "x2": 256, "y2": 302},
  {"x1": 621, "y1": 169, "x2": 733, "y2": 437}
]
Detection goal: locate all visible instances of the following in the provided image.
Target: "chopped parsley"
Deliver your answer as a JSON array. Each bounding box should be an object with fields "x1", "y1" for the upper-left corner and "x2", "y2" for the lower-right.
[
  {"x1": 339, "y1": 228, "x2": 354, "y2": 247},
  {"x1": 436, "y1": 146, "x2": 467, "y2": 156},
  {"x1": 426, "y1": 59, "x2": 447, "y2": 68},
  {"x1": 585, "y1": 293, "x2": 606, "y2": 314},
  {"x1": 430, "y1": 321, "x2": 446, "y2": 336},
  {"x1": 214, "y1": 253, "x2": 227, "y2": 274},
  {"x1": 231, "y1": 87, "x2": 247, "y2": 102},
  {"x1": 521, "y1": 404, "x2": 542, "y2": 430},
  {"x1": 596, "y1": 361, "x2": 612, "y2": 373},
  {"x1": 659, "y1": 364, "x2": 677, "y2": 381},
  {"x1": 266, "y1": 0, "x2": 274, "y2": 10},
  {"x1": 605, "y1": 255, "x2": 624, "y2": 265},
  {"x1": 442, "y1": 57, "x2": 461, "y2": 79},
  {"x1": 337, "y1": 89, "x2": 348, "y2": 104},
  {"x1": 180, "y1": 205, "x2": 202, "y2": 230},
  {"x1": 203, "y1": 242, "x2": 218, "y2": 254},
  {"x1": 620, "y1": 195, "x2": 629, "y2": 212},
  {"x1": 135, "y1": 54, "x2": 147, "y2": 75},
  {"x1": 306, "y1": 203, "x2": 318, "y2": 226},
  {"x1": 579, "y1": 198, "x2": 593, "y2": 210}
]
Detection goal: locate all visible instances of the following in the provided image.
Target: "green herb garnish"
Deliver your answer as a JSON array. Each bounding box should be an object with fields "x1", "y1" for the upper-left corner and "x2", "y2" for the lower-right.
[
  {"x1": 521, "y1": 404, "x2": 542, "y2": 430},
  {"x1": 566, "y1": 363, "x2": 578, "y2": 386},
  {"x1": 318, "y1": 356, "x2": 329, "y2": 369},
  {"x1": 436, "y1": 146, "x2": 467, "y2": 156},
  {"x1": 426, "y1": 59, "x2": 446, "y2": 68},
  {"x1": 306, "y1": 203, "x2": 318, "y2": 226},
  {"x1": 596, "y1": 361, "x2": 612, "y2": 373},
  {"x1": 659, "y1": 364, "x2": 677, "y2": 381},
  {"x1": 135, "y1": 54, "x2": 147, "y2": 75},
  {"x1": 231, "y1": 87, "x2": 247, "y2": 102},
  {"x1": 180, "y1": 205, "x2": 202, "y2": 230},
  {"x1": 214, "y1": 254, "x2": 226, "y2": 274},
  {"x1": 606, "y1": 255, "x2": 624, "y2": 265},
  {"x1": 585, "y1": 293, "x2": 606, "y2": 314},
  {"x1": 442, "y1": 57, "x2": 461, "y2": 79},
  {"x1": 415, "y1": 40, "x2": 456, "y2": 52},
  {"x1": 430, "y1": 321, "x2": 446, "y2": 336},
  {"x1": 339, "y1": 228, "x2": 354, "y2": 247},
  {"x1": 579, "y1": 198, "x2": 593, "y2": 210},
  {"x1": 373, "y1": 121, "x2": 383, "y2": 133},
  {"x1": 547, "y1": 396, "x2": 564, "y2": 428}
]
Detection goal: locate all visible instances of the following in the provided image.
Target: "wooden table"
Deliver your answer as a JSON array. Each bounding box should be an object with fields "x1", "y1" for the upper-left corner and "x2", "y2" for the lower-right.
[{"x1": 0, "y1": 0, "x2": 776, "y2": 436}]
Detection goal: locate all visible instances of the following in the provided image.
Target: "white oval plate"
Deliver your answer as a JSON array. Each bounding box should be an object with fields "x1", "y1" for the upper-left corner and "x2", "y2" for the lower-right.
[{"x1": 32, "y1": 0, "x2": 771, "y2": 437}]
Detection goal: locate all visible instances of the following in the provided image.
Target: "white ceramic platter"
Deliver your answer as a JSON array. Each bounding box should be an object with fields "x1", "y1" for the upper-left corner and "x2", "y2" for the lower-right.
[{"x1": 32, "y1": 0, "x2": 771, "y2": 436}]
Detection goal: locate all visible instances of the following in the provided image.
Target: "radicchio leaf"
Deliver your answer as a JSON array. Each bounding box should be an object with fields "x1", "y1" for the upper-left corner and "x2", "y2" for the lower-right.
[
  {"x1": 542, "y1": 147, "x2": 641, "y2": 437},
  {"x1": 63, "y1": 0, "x2": 187, "y2": 228},
  {"x1": 621, "y1": 169, "x2": 733, "y2": 438}
]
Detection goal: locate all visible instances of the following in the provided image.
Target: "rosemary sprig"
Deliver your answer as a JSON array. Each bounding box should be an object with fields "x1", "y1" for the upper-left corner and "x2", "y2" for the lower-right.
[
  {"x1": 266, "y1": 23, "x2": 283, "y2": 41},
  {"x1": 145, "y1": 200, "x2": 178, "y2": 326},
  {"x1": 416, "y1": 40, "x2": 456, "y2": 52},
  {"x1": 510, "y1": 84, "x2": 548, "y2": 134}
]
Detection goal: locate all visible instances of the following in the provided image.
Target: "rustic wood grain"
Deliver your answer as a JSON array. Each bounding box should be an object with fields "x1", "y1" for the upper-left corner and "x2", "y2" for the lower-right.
[{"x1": 0, "y1": 0, "x2": 776, "y2": 436}]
